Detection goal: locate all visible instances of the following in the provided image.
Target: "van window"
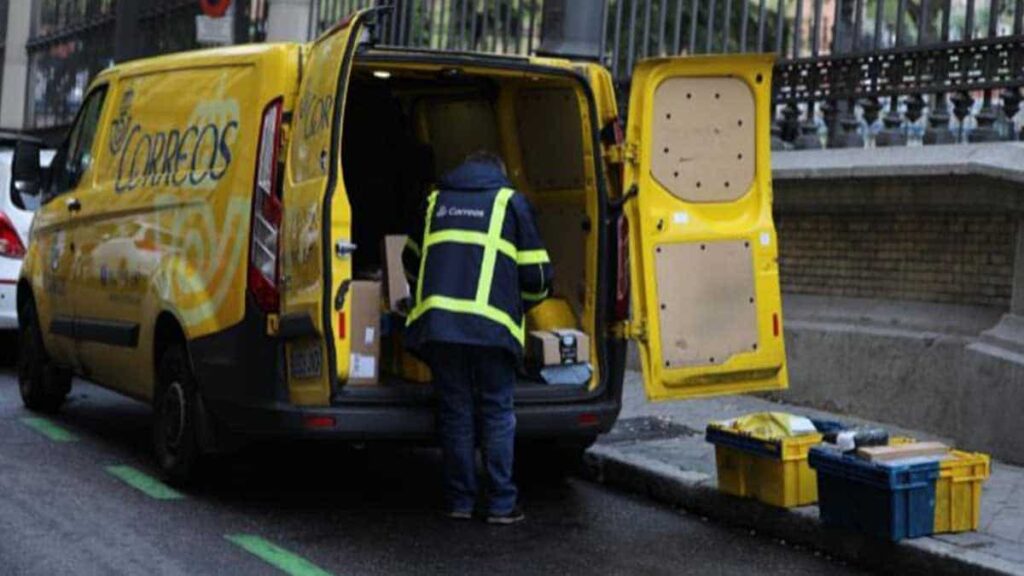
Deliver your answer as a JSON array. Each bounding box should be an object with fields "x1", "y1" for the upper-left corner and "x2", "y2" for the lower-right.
[{"x1": 47, "y1": 85, "x2": 108, "y2": 202}]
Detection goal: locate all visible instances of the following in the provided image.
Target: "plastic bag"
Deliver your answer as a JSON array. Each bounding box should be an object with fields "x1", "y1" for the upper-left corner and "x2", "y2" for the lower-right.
[{"x1": 719, "y1": 412, "x2": 818, "y2": 440}]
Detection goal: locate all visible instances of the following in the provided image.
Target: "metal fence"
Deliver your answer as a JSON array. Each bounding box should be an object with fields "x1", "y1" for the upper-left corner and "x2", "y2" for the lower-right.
[
  {"x1": 311, "y1": 0, "x2": 548, "y2": 53},
  {"x1": 314, "y1": 0, "x2": 1024, "y2": 148},
  {"x1": 25, "y1": 0, "x2": 269, "y2": 133}
]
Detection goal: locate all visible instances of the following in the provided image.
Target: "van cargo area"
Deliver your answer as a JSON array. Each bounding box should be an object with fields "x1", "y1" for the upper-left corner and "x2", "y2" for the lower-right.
[{"x1": 331, "y1": 55, "x2": 606, "y2": 405}]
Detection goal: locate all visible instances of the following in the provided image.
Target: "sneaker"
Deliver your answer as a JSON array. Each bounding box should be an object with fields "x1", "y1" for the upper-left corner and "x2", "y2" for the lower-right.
[
  {"x1": 486, "y1": 507, "x2": 525, "y2": 525},
  {"x1": 446, "y1": 509, "x2": 473, "y2": 521}
]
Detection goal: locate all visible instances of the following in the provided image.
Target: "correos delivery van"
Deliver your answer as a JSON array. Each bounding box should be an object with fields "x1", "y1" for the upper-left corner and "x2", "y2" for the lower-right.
[{"x1": 15, "y1": 9, "x2": 787, "y2": 482}]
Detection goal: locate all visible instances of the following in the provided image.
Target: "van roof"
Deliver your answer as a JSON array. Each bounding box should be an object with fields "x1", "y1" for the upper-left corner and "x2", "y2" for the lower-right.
[
  {"x1": 94, "y1": 42, "x2": 301, "y2": 82},
  {"x1": 357, "y1": 46, "x2": 577, "y2": 71},
  {"x1": 92, "y1": 41, "x2": 578, "y2": 86}
]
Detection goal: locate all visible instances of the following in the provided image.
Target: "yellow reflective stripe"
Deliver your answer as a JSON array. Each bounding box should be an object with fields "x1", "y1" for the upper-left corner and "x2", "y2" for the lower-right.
[
  {"x1": 424, "y1": 229, "x2": 488, "y2": 248},
  {"x1": 517, "y1": 249, "x2": 550, "y2": 265},
  {"x1": 522, "y1": 289, "x2": 549, "y2": 302},
  {"x1": 404, "y1": 237, "x2": 421, "y2": 258},
  {"x1": 422, "y1": 229, "x2": 516, "y2": 258},
  {"x1": 474, "y1": 188, "x2": 514, "y2": 304},
  {"x1": 407, "y1": 295, "x2": 525, "y2": 344},
  {"x1": 414, "y1": 191, "x2": 439, "y2": 306},
  {"x1": 498, "y1": 239, "x2": 517, "y2": 259}
]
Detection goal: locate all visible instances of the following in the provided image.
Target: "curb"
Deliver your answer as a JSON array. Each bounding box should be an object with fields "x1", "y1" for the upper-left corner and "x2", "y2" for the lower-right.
[{"x1": 582, "y1": 444, "x2": 1023, "y2": 576}]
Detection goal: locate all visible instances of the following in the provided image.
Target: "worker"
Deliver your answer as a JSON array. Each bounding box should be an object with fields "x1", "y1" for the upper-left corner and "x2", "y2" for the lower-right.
[{"x1": 402, "y1": 150, "x2": 552, "y2": 525}]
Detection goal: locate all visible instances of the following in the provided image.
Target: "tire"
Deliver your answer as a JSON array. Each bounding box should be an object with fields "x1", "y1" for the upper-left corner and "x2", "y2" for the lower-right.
[
  {"x1": 17, "y1": 298, "x2": 71, "y2": 413},
  {"x1": 153, "y1": 345, "x2": 202, "y2": 485}
]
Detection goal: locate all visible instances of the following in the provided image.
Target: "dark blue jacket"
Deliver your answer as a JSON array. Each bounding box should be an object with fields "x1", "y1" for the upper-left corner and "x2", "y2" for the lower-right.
[{"x1": 402, "y1": 159, "x2": 553, "y2": 357}]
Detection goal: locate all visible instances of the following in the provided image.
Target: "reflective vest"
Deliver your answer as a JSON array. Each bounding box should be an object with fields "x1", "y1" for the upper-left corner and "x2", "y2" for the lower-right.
[{"x1": 402, "y1": 186, "x2": 553, "y2": 356}]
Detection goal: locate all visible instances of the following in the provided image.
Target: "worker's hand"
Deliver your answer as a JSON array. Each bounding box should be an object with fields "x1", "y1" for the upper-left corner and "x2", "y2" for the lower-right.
[{"x1": 396, "y1": 296, "x2": 414, "y2": 316}]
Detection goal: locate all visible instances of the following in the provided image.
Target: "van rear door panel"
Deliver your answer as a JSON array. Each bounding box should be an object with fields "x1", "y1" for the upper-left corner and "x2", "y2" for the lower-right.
[
  {"x1": 624, "y1": 55, "x2": 787, "y2": 401},
  {"x1": 281, "y1": 11, "x2": 367, "y2": 406}
]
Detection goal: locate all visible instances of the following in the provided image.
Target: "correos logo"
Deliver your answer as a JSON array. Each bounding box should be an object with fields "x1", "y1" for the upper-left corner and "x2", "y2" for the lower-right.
[
  {"x1": 436, "y1": 205, "x2": 485, "y2": 219},
  {"x1": 110, "y1": 85, "x2": 240, "y2": 193}
]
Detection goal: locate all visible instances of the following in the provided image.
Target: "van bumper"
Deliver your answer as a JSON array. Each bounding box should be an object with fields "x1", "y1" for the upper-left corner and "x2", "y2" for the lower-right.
[{"x1": 203, "y1": 398, "x2": 620, "y2": 441}]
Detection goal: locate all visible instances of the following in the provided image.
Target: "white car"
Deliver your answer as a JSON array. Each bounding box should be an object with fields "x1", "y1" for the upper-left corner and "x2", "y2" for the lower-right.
[{"x1": 0, "y1": 134, "x2": 54, "y2": 330}]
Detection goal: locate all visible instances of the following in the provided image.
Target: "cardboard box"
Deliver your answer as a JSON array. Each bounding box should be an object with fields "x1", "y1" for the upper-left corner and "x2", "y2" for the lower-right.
[
  {"x1": 381, "y1": 314, "x2": 433, "y2": 384},
  {"x1": 528, "y1": 329, "x2": 590, "y2": 367},
  {"x1": 348, "y1": 280, "x2": 381, "y2": 386},
  {"x1": 383, "y1": 235, "x2": 411, "y2": 312},
  {"x1": 857, "y1": 442, "x2": 949, "y2": 462}
]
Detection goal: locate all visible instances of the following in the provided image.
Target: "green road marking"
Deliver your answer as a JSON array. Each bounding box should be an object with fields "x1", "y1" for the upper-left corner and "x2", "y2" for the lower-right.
[
  {"x1": 20, "y1": 417, "x2": 77, "y2": 442},
  {"x1": 225, "y1": 534, "x2": 333, "y2": 576},
  {"x1": 105, "y1": 465, "x2": 184, "y2": 500}
]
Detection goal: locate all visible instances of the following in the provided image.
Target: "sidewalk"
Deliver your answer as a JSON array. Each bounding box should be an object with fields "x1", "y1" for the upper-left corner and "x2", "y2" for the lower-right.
[{"x1": 582, "y1": 371, "x2": 1024, "y2": 576}]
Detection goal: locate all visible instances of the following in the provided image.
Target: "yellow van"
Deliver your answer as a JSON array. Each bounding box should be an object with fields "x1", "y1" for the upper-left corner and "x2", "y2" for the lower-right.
[{"x1": 14, "y1": 9, "x2": 787, "y2": 481}]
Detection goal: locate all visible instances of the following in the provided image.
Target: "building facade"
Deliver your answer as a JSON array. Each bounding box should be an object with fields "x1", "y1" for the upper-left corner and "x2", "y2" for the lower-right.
[{"x1": 1, "y1": 0, "x2": 267, "y2": 138}]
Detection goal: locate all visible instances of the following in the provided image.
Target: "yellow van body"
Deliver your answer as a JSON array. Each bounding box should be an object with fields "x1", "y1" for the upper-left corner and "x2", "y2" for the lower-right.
[{"x1": 18, "y1": 10, "x2": 787, "y2": 477}]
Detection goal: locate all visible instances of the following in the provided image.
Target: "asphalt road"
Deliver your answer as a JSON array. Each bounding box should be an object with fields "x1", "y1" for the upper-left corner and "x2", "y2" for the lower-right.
[{"x1": 0, "y1": 370, "x2": 870, "y2": 576}]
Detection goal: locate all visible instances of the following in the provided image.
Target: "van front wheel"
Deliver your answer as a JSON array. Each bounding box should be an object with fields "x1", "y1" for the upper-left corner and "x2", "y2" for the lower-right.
[
  {"x1": 17, "y1": 298, "x2": 71, "y2": 413},
  {"x1": 153, "y1": 345, "x2": 201, "y2": 485}
]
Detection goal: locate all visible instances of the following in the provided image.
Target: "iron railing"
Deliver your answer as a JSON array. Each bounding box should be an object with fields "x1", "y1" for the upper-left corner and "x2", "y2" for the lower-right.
[
  {"x1": 311, "y1": 0, "x2": 547, "y2": 53},
  {"x1": 24, "y1": 0, "x2": 269, "y2": 132},
  {"x1": 314, "y1": 0, "x2": 1024, "y2": 148}
]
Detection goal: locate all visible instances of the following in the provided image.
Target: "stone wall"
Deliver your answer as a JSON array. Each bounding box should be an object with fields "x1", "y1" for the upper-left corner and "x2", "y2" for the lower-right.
[
  {"x1": 776, "y1": 212, "x2": 1015, "y2": 307},
  {"x1": 766, "y1": 143, "x2": 1024, "y2": 464}
]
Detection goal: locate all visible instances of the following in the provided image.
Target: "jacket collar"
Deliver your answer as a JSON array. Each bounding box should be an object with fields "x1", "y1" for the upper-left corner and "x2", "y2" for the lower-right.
[{"x1": 438, "y1": 159, "x2": 511, "y2": 192}]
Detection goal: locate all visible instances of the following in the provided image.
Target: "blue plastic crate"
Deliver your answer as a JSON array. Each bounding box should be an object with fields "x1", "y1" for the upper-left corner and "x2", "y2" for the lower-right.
[{"x1": 809, "y1": 447, "x2": 940, "y2": 541}]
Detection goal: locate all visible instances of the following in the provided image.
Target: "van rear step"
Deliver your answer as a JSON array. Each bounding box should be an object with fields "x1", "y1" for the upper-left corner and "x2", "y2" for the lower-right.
[{"x1": 331, "y1": 378, "x2": 590, "y2": 405}]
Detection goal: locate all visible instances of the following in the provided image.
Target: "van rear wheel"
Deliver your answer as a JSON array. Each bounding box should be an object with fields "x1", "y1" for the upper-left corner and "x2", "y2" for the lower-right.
[
  {"x1": 17, "y1": 298, "x2": 71, "y2": 413},
  {"x1": 153, "y1": 345, "x2": 202, "y2": 485}
]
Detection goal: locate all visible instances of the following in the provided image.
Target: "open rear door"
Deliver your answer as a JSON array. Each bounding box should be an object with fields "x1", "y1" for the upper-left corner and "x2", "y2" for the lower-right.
[
  {"x1": 280, "y1": 11, "x2": 368, "y2": 406},
  {"x1": 624, "y1": 55, "x2": 787, "y2": 401}
]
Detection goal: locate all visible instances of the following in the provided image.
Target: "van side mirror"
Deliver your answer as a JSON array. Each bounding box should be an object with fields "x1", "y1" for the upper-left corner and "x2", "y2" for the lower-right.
[{"x1": 11, "y1": 140, "x2": 43, "y2": 210}]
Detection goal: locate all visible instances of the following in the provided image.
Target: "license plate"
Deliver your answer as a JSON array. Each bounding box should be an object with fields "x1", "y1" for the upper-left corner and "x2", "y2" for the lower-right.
[{"x1": 289, "y1": 342, "x2": 323, "y2": 380}]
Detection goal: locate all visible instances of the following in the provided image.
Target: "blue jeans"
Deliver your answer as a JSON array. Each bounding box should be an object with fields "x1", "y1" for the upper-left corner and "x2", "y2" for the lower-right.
[{"x1": 427, "y1": 344, "x2": 517, "y2": 515}]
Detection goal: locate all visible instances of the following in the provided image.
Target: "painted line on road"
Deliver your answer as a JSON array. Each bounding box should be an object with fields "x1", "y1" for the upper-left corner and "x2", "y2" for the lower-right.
[
  {"x1": 105, "y1": 465, "x2": 184, "y2": 500},
  {"x1": 225, "y1": 534, "x2": 334, "y2": 576},
  {"x1": 20, "y1": 417, "x2": 78, "y2": 442}
]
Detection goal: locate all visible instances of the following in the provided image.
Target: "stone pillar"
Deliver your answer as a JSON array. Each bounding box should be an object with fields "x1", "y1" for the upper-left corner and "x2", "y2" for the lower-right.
[
  {"x1": 113, "y1": 0, "x2": 141, "y2": 62},
  {"x1": 0, "y1": 0, "x2": 33, "y2": 130},
  {"x1": 977, "y1": 217, "x2": 1024, "y2": 357},
  {"x1": 267, "y1": 0, "x2": 314, "y2": 42},
  {"x1": 536, "y1": 0, "x2": 607, "y2": 60}
]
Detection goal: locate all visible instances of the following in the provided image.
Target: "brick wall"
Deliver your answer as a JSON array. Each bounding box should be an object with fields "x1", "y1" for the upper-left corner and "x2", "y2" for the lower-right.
[{"x1": 776, "y1": 212, "x2": 1016, "y2": 308}]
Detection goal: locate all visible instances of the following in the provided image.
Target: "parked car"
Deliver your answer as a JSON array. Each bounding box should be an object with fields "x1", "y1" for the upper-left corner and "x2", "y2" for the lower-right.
[
  {"x1": 0, "y1": 133, "x2": 53, "y2": 331},
  {"x1": 14, "y1": 9, "x2": 787, "y2": 483}
]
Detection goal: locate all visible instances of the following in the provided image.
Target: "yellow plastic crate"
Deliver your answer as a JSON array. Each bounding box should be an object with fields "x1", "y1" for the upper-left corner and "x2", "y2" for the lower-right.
[
  {"x1": 934, "y1": 450, "x2": 990, "y2": 533},
  {"x1": 708, "y1": 428, "x2": 823, "y2": 508}
]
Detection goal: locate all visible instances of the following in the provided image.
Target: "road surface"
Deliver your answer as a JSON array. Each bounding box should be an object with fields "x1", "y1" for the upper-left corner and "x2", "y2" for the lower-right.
[{"x1": 0, "y1": 372, "x2": 868, "y2": 575}]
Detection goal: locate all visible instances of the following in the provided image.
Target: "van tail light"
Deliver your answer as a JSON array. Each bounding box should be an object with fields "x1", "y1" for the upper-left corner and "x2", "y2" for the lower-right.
[
  {"x1": 248, "y1": 98, "x2": 284, "y2": 314},
  {"x1": 614, "y1": 214, "x2": 630, "y2": 322},
  {"x1": 0, "y1": 212, "x2": 25, "y2": 259}
]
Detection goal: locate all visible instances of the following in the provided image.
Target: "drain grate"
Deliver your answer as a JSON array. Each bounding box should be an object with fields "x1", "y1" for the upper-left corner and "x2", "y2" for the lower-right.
[{"x1": 600, "y1": 416, "x2": 700, "y2": 444}]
